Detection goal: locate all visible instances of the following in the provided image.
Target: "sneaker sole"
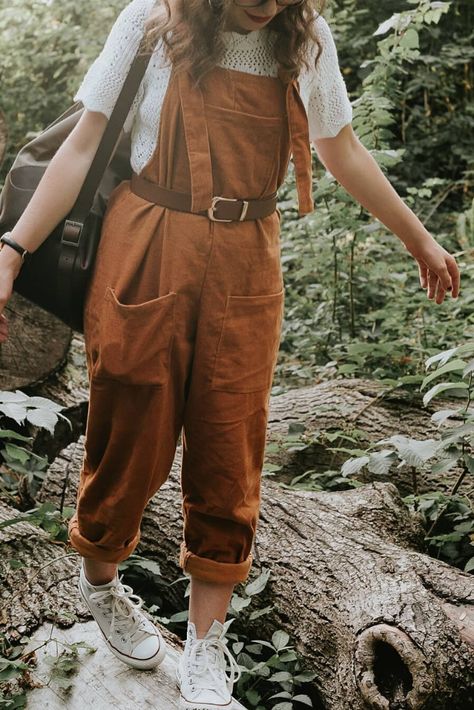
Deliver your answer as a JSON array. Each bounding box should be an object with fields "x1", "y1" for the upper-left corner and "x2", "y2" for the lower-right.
[
  {"x1": 176, "y1": 679, "x2": 233, "y2": 710},
  {"x1": 79, "y1": 579, "x2": 167, "y2": 671}
]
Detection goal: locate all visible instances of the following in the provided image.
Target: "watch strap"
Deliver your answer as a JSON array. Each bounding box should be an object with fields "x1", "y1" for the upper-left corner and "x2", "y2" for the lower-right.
[{"x1": 0, "y1": 232, "x2": 30, "y2": 261}]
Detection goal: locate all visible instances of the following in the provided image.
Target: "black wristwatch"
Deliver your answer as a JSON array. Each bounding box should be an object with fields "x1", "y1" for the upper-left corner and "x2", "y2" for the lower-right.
[{"x1": 0, "y1": 232, "x2": 31, "y2": 263}]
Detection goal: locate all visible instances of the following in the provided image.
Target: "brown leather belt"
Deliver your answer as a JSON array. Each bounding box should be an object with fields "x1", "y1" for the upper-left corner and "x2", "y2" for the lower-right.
[{"x1": 130, "y1": 172, "x2": 277, "y2": 222}]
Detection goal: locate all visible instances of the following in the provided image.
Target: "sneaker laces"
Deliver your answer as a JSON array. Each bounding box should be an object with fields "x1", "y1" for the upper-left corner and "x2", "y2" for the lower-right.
[
  {"x1": 187, "y1": 635, "x2": 242, "y2": 692},
  {"x1": 88, "y1": 575, "x2": 148, "y2": 641}
]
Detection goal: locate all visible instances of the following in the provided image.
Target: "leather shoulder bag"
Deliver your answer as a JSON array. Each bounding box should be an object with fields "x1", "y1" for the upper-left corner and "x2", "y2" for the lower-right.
[{"x1": 0, "y1": 40, "x2": 152, "y2": 333}]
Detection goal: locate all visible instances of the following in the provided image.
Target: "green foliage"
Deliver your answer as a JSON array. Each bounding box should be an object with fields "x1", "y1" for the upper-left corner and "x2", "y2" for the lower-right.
[
  {"x1": 274, "y1": 0, "x2": 472, "y2": 391},
  {"x1": 339, "y1": 342, "x2": 474, "y2": 571},
  {"x1": 0, "y1": 0, "x2": 127, "y2": 182},
  {"x1": 0, "y1": 390, "x2": 70, "y2": 503}
]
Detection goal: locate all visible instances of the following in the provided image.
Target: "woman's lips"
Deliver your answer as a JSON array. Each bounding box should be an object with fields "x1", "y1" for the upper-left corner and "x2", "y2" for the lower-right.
[{"x1": 244, "y1": 10, "x2": 272, "y2": 23}]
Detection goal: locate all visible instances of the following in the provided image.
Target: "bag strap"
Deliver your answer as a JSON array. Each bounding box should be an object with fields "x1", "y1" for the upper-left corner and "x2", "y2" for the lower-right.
[
  {"x1": 61, "y1": 39, "x2": 152, "y2": 241},
  {"x1": 58, "y1": 39, "x2": 153, "y2": 326}
]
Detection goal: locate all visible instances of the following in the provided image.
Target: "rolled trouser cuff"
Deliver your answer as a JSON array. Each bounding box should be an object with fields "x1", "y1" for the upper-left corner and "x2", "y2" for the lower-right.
[
  {"x1": 68, "y1": 516, "x2": 140, "y2": 564},
  {"x1": 179, "y1": 541, "x2": 253, "y2": 584}
]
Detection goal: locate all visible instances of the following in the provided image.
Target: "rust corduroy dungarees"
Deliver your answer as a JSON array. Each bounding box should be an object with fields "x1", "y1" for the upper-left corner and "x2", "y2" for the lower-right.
[{"x1": 68, "y1": 64, "x2": 314, "y2": 584}]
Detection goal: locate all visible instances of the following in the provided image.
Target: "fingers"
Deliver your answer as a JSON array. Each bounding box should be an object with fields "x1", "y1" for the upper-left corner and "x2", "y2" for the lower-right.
[
  {"x1": 418, "y1": 261, "x2": 428, "y2": 289},
  {"x1": 418, "y1": 252, "x2": 461, "y2": 304},
  {"x1": 447, "y1": 254, "x2": 461, "y2": 299},
  {"x1": 427, "y1": 268, "x2": 439, "y2": 300}
]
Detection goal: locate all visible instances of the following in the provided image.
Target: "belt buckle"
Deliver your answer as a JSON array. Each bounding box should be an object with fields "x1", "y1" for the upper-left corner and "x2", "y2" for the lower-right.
[{"x1": 208, "y1": 196, "x2": 249, "y2": 222}]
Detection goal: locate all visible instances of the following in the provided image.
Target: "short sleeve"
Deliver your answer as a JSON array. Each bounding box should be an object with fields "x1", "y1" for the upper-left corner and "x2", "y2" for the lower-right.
[
  {"x1": 306, "y1": 15, "x2": 353, "y2": 140},
  {"x1": 73, "y1": 0, "x2": 156, "y2": 133}
]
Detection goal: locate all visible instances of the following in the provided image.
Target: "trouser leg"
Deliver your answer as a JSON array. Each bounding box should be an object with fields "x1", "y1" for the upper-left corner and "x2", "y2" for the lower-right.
[
  {"x1": 68, "y1": 377, "x2": 181, "y2": 563},
  {"x1": 179, "y1": 388, "x2": 271, "y2": 584}
]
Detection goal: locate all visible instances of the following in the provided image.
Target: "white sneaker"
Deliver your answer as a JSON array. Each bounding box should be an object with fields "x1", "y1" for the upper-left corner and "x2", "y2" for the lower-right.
[
  {"x1": 78, "y1": 561, "x2": 167, "y2": 670},
  {"x1": 176, "y1": 619, "x2": 242, "y2": 710}
]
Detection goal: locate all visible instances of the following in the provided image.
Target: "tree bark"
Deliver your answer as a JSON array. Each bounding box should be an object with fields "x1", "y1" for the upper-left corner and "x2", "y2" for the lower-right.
[
  {"x1": 0, "y1": 293, "x2": 71, "y2": 392},
  {"x1": 36, "y1": 436, "x2": 474, "y2": 710}
]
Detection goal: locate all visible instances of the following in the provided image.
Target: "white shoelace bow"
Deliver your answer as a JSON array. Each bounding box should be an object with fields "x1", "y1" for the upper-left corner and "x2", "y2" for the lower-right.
[
  {"x1": 187, "y1": 635, "x2": 242, "y2": 691},
  {"x1": 88, "y1": 577, "x2": 147, "y2": 641}
]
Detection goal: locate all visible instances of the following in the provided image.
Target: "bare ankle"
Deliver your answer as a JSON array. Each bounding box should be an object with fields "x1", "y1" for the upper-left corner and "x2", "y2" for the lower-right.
[{"x1": 82, "y1": 557, "x2": 118, "y2": 585}]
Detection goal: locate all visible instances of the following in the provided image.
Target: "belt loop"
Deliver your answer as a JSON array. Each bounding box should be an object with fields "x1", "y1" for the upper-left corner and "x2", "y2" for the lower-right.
[
  {"x1": 177, "y1": 71, "x2": 215, "y2": 213},
  {"x1": 286, "y1": 78, "x2": 315, "y2": 217}
]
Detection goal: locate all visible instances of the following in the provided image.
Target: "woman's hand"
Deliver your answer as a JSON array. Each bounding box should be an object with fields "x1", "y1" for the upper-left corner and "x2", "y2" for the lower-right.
[
  {"x1": 313, "y1": 126, "x2": 462, "y2": 306},
  {"x1": 0, "y1": 247, "x2": 23, "y2": 343},
  {"x1": 404, "y1": 235, "x2": 460, "y2": 305}
]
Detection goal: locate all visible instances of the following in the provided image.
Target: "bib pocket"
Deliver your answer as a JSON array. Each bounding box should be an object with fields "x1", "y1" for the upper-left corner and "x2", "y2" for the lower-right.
[
  {"x1": 211, "y1": 288, "x2": 285, "y2": 394},
  {"x1": 92, "y1": 286, "x2": 177, "y2": 387}
]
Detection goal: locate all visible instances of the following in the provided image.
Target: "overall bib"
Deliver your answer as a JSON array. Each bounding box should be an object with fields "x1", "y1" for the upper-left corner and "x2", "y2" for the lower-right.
[{"x1": 68, "y1": 63, "x2": 314, "y2": 585}]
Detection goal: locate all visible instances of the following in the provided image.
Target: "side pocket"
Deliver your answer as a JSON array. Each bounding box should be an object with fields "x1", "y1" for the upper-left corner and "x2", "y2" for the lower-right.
[
  {"x1": 93, "y1": 286, "x2": 177, "y2": 387},
  {"x1": 211, "y1": 288, "x2": 284, "y2": 394}
]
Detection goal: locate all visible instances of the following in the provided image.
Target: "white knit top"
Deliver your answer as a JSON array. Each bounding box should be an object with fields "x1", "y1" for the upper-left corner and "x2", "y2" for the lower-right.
[{"x1": 73, "y1": 0, "x2": 353, "y2": 175}]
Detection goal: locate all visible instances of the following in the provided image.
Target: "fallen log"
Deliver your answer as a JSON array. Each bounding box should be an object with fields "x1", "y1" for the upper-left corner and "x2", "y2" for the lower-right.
[
  {"x1": 37, "y1": 436, "x2": 474, "y2": 710},
  {"x1": 0, "y1": 499, "x2": 245, "y2": 709},
  {"x1": 0, "y1": 293, "x2": 71, "y2": 392}
]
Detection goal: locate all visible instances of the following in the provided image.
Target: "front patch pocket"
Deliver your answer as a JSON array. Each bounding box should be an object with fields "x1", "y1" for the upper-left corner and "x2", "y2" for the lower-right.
[
  {"x1": 93, "y1": 286, "x2": 177, "y2": 387},
  {"x1": 211, "y1": 288, "x2": 285, "y2": 394}
]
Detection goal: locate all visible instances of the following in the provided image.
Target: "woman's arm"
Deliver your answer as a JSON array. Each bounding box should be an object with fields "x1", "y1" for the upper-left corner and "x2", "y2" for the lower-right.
[
  {"x1": 0, "y1": 109, "x2": 109, "y2": 341},
  {"x1": 313, "y1": 124, "x2": 461, "y2": 304}
]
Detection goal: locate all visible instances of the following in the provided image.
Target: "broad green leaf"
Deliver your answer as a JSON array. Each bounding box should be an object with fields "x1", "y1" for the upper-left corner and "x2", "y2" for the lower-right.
[
  {"x1": 430, "y1": 409, "x2": 461, "y2": 427},
  {"x1": 400, "y1": 28, "x2": 419, "y2": 49},
  {"x1": 0, "y1": 403, "x2": 27, "y2": 423},
  {"x1": 367, "y1": 450, "x2": 395, "y2": 476},
  {"x1": 25, "y1": 408, "x2": 58, "y2": 434},
  {"x1": 341, "y1": 456, "x2": 369, "y2": 477},
  {"x1": 245, "y1": 568, "x2": 271, "y2": 596},
  {"x1": 421, "y1": 359, "x2": 467, "y2": 390},
  {"x1": 423, "y1": 382, "x2": 468, "y2": 407},
  {"x1": 464, "y1": 556, "x2": 474, "y2": 573},
  {"x1": 292, "y1": 696, "x2": 313, "y2": 707},
  {"x1": 272, "y1": 630, "x2": 290, "y2": 651},
  {"x1": 388, "y1": 435, "x2": 439, "y2": 466}
]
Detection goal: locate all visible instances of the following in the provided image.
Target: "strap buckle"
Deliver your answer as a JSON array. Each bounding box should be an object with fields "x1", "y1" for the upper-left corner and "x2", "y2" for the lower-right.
[{"x1": 207, "y1": 196, "x2": 249, "y2": 222}]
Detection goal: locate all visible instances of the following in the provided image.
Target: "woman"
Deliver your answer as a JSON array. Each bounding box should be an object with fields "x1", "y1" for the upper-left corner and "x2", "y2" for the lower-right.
[{"x1": 0, "y1": 1, "x2": 460, "y2": 708}]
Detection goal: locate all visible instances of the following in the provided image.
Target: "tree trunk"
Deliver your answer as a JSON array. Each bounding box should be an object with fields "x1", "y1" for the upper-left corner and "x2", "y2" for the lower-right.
[{"x1": 37, "y1": 437, "x2": 474, "y2": 710}]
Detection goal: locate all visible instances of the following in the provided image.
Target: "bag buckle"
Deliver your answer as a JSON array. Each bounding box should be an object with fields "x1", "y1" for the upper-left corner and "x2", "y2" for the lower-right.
[{"x1": 207, "y1": 196, "x2": 249, "y2": 222}]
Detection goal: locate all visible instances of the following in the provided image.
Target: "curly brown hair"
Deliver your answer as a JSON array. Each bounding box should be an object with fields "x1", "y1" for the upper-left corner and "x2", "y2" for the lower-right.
[{"x1": 141, "y1": 0, "x2": 326, "y2": 85}]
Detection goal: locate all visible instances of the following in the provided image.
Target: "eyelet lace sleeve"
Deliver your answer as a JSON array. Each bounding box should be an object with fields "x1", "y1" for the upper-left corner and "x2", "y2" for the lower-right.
[
  {"x1": 73, "y1": 0, "x2": 156, "y2": 133},
  {"x1": 304, "y1": 15, "x2": 353, "y2": 140}
]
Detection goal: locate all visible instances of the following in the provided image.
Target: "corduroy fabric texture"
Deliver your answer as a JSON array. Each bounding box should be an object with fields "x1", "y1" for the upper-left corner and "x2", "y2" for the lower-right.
[{"x1": 68, "y1": 65, "x2": 314, "y2": 584}]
